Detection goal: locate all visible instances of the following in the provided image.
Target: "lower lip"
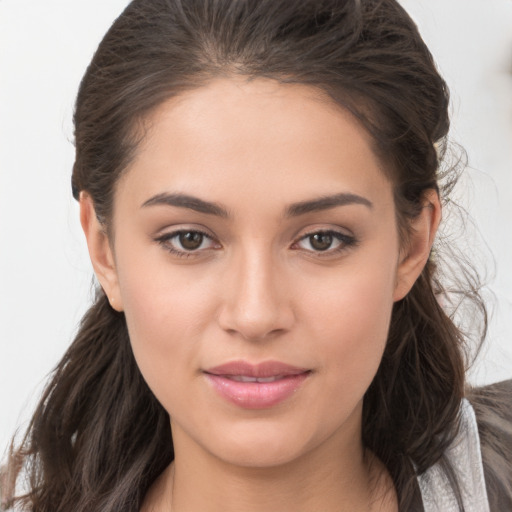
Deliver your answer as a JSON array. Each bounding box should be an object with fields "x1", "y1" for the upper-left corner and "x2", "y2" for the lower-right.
[{"x1": 205, "y1": 373, "x2": 310, "y2": 409}]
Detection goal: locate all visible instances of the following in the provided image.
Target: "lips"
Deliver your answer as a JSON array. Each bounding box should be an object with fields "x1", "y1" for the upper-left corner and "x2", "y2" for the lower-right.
[
  {"x1": 226, "y1": 375, "x2": 284, "y2": 383},
  {"x1": 204, "y1": 361, "x2": 311, "y2": 409}
]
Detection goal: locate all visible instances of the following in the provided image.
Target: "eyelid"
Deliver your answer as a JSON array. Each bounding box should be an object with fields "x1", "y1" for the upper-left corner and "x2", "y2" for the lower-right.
[
  {"x1": 154, "y1": 226, "x2": 221, "y2": 258},
  {"x1": 154, "y1": 225, "x2": 215, "y2": 239},
  {"x1": 291, "y1": 227, "x2": 358, "y2": 255},
  {"x1": 153, "y1": 224, "x2": 357, "y2": 259}
]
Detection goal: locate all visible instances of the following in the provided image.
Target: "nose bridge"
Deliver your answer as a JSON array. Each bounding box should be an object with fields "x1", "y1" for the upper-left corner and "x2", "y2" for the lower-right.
[{"x1": 218, "y1": 240, "x2": 293, "y2": 340}]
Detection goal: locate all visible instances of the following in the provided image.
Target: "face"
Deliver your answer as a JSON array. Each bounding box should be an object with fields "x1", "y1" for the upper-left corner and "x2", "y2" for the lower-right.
[{"x1": 84, "y1": 78, "x2": 433, "y2": 469}]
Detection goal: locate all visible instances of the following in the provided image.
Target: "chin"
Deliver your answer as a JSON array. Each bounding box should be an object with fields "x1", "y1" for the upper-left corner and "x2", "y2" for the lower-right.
[
  {"x1": 212, "y1": 438, "x2": 309, "y2": 469},
  {"x1": 191, "y1": 415, "x2": 327, "y2": 469}
]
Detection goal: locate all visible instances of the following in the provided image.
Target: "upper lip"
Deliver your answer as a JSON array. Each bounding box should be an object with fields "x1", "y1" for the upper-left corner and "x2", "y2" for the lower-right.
[{"x1": 204, "y1": 360, "x2": 310, "y2": 378}]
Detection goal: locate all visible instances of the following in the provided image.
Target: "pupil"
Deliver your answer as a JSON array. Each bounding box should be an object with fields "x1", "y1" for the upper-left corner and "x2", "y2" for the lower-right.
[
  {"x1": 311, "y1": 233, "x2": 333, "y2": 251},
  {"x1": 180, "y1": 232, "x2": 203, "y2": 250}
]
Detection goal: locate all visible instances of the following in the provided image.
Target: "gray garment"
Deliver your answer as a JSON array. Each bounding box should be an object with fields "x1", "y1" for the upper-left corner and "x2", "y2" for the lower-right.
[
  {"x1": 418, "y1": 399, "x2": 490, "y2": 511},
  {"x1": 468, "y1": 379, "x2": 512, "y2": 512}
]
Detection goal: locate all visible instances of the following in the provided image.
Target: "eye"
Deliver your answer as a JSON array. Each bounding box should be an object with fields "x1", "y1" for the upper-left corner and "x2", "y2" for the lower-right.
[
  {"x1": 293, "y1": 230, "x2": 357, "y2": 254},
  {"x1": 155, "y1": 229, "x2": 219, "y2": 257},
  {"x1": 177, "y1": 231, "x2": 207, "y2": 250}
]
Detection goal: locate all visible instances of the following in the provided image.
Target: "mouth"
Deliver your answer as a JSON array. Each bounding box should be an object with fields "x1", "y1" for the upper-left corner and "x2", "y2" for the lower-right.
[
  {"x1": 223, "y1": 375, "x2": 289, "y2": 383},
  {"x1": 203, "y1": 360, "x2": 311, "y2": 409}
]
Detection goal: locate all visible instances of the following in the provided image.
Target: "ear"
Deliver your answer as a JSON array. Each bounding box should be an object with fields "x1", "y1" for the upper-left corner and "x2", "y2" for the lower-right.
[
  {"x1": 80, "y1": 192, "x2": 123, "y2": 312},
  {"x1": 393, "y1": 189, "x2": 441, "y2": 301}
]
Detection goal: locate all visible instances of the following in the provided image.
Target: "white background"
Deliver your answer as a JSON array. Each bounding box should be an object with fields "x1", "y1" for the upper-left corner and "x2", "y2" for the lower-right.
[{"x1": 1, "y1": 0, "x2": 511, "y2": 454}]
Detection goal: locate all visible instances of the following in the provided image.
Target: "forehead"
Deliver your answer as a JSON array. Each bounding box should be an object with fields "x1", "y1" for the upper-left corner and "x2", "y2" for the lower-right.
[{"x1": 116, "y1": 77, "x2": 393, "y2": 215}]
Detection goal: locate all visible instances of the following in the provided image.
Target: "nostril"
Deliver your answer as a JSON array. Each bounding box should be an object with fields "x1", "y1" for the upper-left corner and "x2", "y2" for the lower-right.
[{"x1": 218, "y1": 308, "x2": 292, "y2": 341}]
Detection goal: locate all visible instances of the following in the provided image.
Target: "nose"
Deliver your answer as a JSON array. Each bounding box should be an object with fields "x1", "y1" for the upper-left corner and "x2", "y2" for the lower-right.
[{"x1": 217, "y1": 248, "x2": 295, "y2": 341}]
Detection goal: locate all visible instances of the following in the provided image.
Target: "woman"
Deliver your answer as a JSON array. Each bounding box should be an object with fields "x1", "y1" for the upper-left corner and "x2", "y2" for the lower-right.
[{"x1": 1, "y1": 0, "x2": 511, "y2": 511}]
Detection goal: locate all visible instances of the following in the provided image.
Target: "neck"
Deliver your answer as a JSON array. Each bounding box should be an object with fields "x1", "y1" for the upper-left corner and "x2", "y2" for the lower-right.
[
  {"x1": 141, "y1": 406, "x2": 397, "y2": 512},
  {"x1": 148, "y1": 441, "x2": 393, "y2": 510},
  {"x1": 177, "y1": 451, "x2": 368, "y2": 511}
]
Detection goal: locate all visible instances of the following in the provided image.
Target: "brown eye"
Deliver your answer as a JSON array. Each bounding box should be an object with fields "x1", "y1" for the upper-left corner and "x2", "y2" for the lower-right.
[
  {"x1": 155, "y1": 229, "x2": 219, "y2": 257},
  {"x1": 294, "y1": 230, "x2": 357, "y2": 255},
  {"x1": 309, "y1": 233, "x2": 334, "y2": 251},
  {"x1": 179, "y1": 231, "x2": 204, "y2": 251}
]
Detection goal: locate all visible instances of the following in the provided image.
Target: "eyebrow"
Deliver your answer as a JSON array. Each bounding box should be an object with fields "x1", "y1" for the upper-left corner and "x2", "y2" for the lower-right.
[
  {"x1": 141, "y1": 191, "x2": 373, "y2": 218},
  {"x1": 142, "y1": 193, "x2": 229, "y2": 218},
  {"x1": 284, "y1": 192, "x2": 373, "y2": 217}
]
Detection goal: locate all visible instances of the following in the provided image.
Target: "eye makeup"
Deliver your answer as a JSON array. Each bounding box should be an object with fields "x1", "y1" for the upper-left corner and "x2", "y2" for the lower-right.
[{"x1": 154, "y1": 226, "x2": 358, "y2": 260}]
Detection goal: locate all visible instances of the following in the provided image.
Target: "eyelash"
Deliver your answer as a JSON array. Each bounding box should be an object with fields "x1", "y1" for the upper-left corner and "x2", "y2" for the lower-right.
[
  {"x1": 154, "y1": 229, "x2": 218, "y2": 259},
  {"x1": 154, "y1": 229, "x2": 357, "y2": 259},
  {"x1": 292, "y1": 230, "x2": 358, "y2": 257}
]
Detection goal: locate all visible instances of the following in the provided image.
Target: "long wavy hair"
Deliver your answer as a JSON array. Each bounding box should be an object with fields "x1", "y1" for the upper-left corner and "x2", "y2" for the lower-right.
[{"x1": 2, "y1": 0, "x2": 487, "y2": 510}]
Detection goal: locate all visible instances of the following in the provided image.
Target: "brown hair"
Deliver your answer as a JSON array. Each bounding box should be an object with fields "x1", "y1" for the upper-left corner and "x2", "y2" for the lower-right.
[{"x1": 2, "y1": 1, "x2": 487, "y2": 510}]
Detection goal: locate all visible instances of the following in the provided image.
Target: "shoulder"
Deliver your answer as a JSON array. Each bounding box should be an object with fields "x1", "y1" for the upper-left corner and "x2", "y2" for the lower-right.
[{"x1": 466, "y1": 379, "x2": 512, "y2": 512}]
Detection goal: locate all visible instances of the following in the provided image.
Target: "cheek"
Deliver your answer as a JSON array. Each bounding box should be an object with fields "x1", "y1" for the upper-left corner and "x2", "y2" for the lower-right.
[
  {"x1": 300, "y1": 255, "x2": 397, "y2": 391},
  {"x1": 114, "y1": 248, "x2": 219, "y2": 405},
  {"x1": 116, "y1": 233, "x2": 218, "y2": 335},
  {"x1": 122, "y1": 275, "x2": 210, "y2": 349}
]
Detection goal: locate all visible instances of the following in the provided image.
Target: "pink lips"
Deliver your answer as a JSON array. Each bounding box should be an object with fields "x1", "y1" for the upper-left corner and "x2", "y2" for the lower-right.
[{"x1": 204, "y1": 361, "x2": 311, "y2": 409}]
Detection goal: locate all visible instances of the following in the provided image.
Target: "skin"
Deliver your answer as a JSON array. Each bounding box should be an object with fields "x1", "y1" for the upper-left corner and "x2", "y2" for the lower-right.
[{"x1": 81, "y1": 78, "x2": 441, "y2": 512}]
